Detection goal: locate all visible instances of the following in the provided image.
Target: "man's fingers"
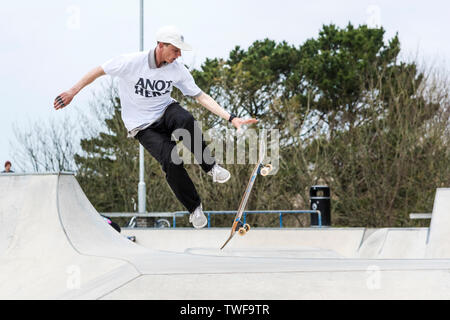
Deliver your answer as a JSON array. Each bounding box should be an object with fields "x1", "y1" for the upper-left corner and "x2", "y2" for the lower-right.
[
  {"x1": 55, "y1": 99, "x2": 64, "y2": 107},
  {"x1": 242, "y1": 118, "x2": 258, "y2": 124},
  {"x1": 55, "y1": 96, "x2": 64, "y2": 104},
  {"x1": 54, "y1": 95, "x2": 66, "y2": 109},
  {"x1": 231, "y1": 118, "x2": 258, "y2": 130}
]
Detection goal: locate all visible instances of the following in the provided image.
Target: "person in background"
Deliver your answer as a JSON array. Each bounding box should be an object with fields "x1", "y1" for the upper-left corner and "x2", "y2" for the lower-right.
[{"x1": 2, "y1": 161, "x2": 14, "y2": 173}]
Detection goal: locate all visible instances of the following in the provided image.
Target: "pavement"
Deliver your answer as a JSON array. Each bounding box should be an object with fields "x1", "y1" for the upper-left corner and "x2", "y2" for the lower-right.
[{"x1": 1, "y1": 173, "x2": 450, "y2": 299}]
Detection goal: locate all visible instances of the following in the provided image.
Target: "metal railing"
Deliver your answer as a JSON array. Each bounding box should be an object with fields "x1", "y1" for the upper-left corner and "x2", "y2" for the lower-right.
[
  {"x1": 409, "y1": 213, "x2": 432, "y2": 220},
  {"x1": 104, "y1": 210, "x2": 322, "y2": 228}
]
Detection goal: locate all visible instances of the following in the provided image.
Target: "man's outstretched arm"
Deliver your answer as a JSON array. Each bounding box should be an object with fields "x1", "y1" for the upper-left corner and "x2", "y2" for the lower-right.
[
  {"x1": 54, "y1": 66, "x2": 105, "y2": 110},
  {"x1": 195, "y1": 92, "x2": 258, "y2": 130}
]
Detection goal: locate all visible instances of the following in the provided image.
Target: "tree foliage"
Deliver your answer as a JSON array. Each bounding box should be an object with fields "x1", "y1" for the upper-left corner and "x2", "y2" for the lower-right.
[{"x1": 179, "y1": 23, "x2": 450, "y2": 227}]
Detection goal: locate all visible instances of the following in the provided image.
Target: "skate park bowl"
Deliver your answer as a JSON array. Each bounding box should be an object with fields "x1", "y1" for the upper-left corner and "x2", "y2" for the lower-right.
[{"x1": 1, "y1": 173, "x2": 450, "y2": 299}]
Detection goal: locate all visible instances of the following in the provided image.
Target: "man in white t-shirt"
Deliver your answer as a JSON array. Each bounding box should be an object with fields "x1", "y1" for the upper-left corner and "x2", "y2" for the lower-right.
[{"x1": 54, "y1": 26, "x2": 257, "y2": 229}]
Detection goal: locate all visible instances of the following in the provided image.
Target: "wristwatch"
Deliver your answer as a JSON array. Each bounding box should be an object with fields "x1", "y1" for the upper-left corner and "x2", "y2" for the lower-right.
[{"x1": 228, "y1": 113, "x2": 237, "y2": 123}]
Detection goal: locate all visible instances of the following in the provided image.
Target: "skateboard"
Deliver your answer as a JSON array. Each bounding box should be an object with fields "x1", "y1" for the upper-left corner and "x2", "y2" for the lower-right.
[{"x1": 220, "y1": 139, "x2": 272, "y2": 250}]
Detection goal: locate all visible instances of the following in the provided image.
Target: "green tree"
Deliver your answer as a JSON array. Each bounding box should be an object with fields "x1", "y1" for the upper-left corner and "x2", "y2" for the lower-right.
[
  {"x1": 294, "y1": 24, "x2": 401, "y2": 133},
  {"x1": 182, "y1": 23, "x2": 449, "y2": 228}
]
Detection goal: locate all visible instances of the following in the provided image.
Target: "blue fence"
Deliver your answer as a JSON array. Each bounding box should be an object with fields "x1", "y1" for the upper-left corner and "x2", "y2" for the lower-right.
[{"x1": 106, "y1": 210, "x2": 322, "y2": 228}]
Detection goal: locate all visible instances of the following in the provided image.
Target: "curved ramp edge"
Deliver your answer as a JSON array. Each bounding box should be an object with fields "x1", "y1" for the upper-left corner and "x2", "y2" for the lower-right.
[
  {"x1": 0, "y1": 174, "x2": 139, "y2": 299},
  {"x1": 426, "y1": 189, "x2": 450, "y2": 258}
]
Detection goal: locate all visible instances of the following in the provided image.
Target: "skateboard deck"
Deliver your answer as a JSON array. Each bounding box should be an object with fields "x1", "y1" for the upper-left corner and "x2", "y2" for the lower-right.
[{"x1": 220, "y1": 139, "x2": 272, "y2": 250}]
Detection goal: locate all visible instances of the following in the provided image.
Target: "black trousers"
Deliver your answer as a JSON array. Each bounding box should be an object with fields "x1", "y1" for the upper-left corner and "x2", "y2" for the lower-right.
[{"x1": 135, "y1": 102, "x2": 216, "y2": 213}]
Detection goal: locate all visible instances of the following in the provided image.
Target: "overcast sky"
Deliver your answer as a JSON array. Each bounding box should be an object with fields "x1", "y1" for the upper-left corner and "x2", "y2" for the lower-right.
[{"x1": 1, "y1": 0, "x2": 449, "y2": 170}]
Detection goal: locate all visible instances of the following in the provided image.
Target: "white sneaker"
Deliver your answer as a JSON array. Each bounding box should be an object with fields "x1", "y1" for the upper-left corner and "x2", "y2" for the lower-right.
[
  {"x1": 207, "y1": 164, "x2": 231, "y2": 183},
  {"x1": 189, "y1": 204, "x2": 208, "y2": 229}
]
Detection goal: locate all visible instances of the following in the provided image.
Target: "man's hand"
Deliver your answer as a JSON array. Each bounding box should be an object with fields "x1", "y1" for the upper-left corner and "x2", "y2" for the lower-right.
[
  {"x1": 53, "y1": 66, "x2": 105, "y2": 111},
  {"x1": 54, "y1": 89, "x2": 76, "y2": 110},
  {"x1": 231, "y1": 117, "x2": 258, "y2": 131},
  {"x1": 194, "y1": 93, "x2": 259, "y2": 131}
]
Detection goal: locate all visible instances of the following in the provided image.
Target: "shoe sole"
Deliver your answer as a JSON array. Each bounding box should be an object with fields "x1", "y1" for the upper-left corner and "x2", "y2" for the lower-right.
[
  {"x1": 192, "y1": 218, "x2": 208, "y2": 229},
  {"x1": 215, "y1": 173, "x2": 231, "y2": 184}
]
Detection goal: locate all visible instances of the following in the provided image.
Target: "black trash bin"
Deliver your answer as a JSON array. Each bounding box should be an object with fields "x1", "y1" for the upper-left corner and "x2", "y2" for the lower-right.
[{"x1": 310, "y1": 186, "x2": 331, "y2": 226}]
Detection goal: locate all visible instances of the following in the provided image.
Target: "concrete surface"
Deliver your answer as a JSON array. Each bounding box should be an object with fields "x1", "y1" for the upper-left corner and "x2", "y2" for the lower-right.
[{"x1": 1, "y1": 173, "x2": 450, "y2": 299}]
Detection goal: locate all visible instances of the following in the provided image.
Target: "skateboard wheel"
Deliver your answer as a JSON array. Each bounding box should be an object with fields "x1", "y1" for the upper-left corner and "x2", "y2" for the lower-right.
[
  {"x1": 260, "y1": 164, "x2": 273, "y2": 176},
  {"x1": 244, "y1": 224, "x2": 251, "y2": 232},
  {"x1": 238, "y1": 227, "x2": 247, "y2": 236}
]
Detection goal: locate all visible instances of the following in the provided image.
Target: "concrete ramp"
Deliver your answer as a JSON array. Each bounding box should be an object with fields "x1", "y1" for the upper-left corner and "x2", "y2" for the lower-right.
[
  {"x1": 356, "y1": 228, "x2": 429, "y2": 259},
  {"x1": 122, "y1": 228, "x2": 365, "y2": 258},
  {"x1": 426, "y1": 189, "x2": 450, "y2": 258},
  {"x1": 0, "y1": 174, "x2": 140, "y2": 299},
  {"x1": 1, "y1": 174, "x2": 450, "y2": 299}
]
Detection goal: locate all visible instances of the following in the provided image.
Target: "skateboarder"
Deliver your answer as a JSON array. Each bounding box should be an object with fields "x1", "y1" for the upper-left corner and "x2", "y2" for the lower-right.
[{"x1": 53, "y1": 25, "x2": 257, "y2": 229}]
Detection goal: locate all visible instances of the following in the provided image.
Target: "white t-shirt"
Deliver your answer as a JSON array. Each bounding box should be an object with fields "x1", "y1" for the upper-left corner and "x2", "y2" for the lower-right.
[{"x1": 101, "y1": 51, "x2": 202, "y2": 133}]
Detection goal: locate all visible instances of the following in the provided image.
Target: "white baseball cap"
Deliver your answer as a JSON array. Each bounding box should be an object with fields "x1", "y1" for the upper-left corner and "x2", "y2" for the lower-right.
[{"x1": 156, "y1": 25, "x2": 192, "y2": 51}]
